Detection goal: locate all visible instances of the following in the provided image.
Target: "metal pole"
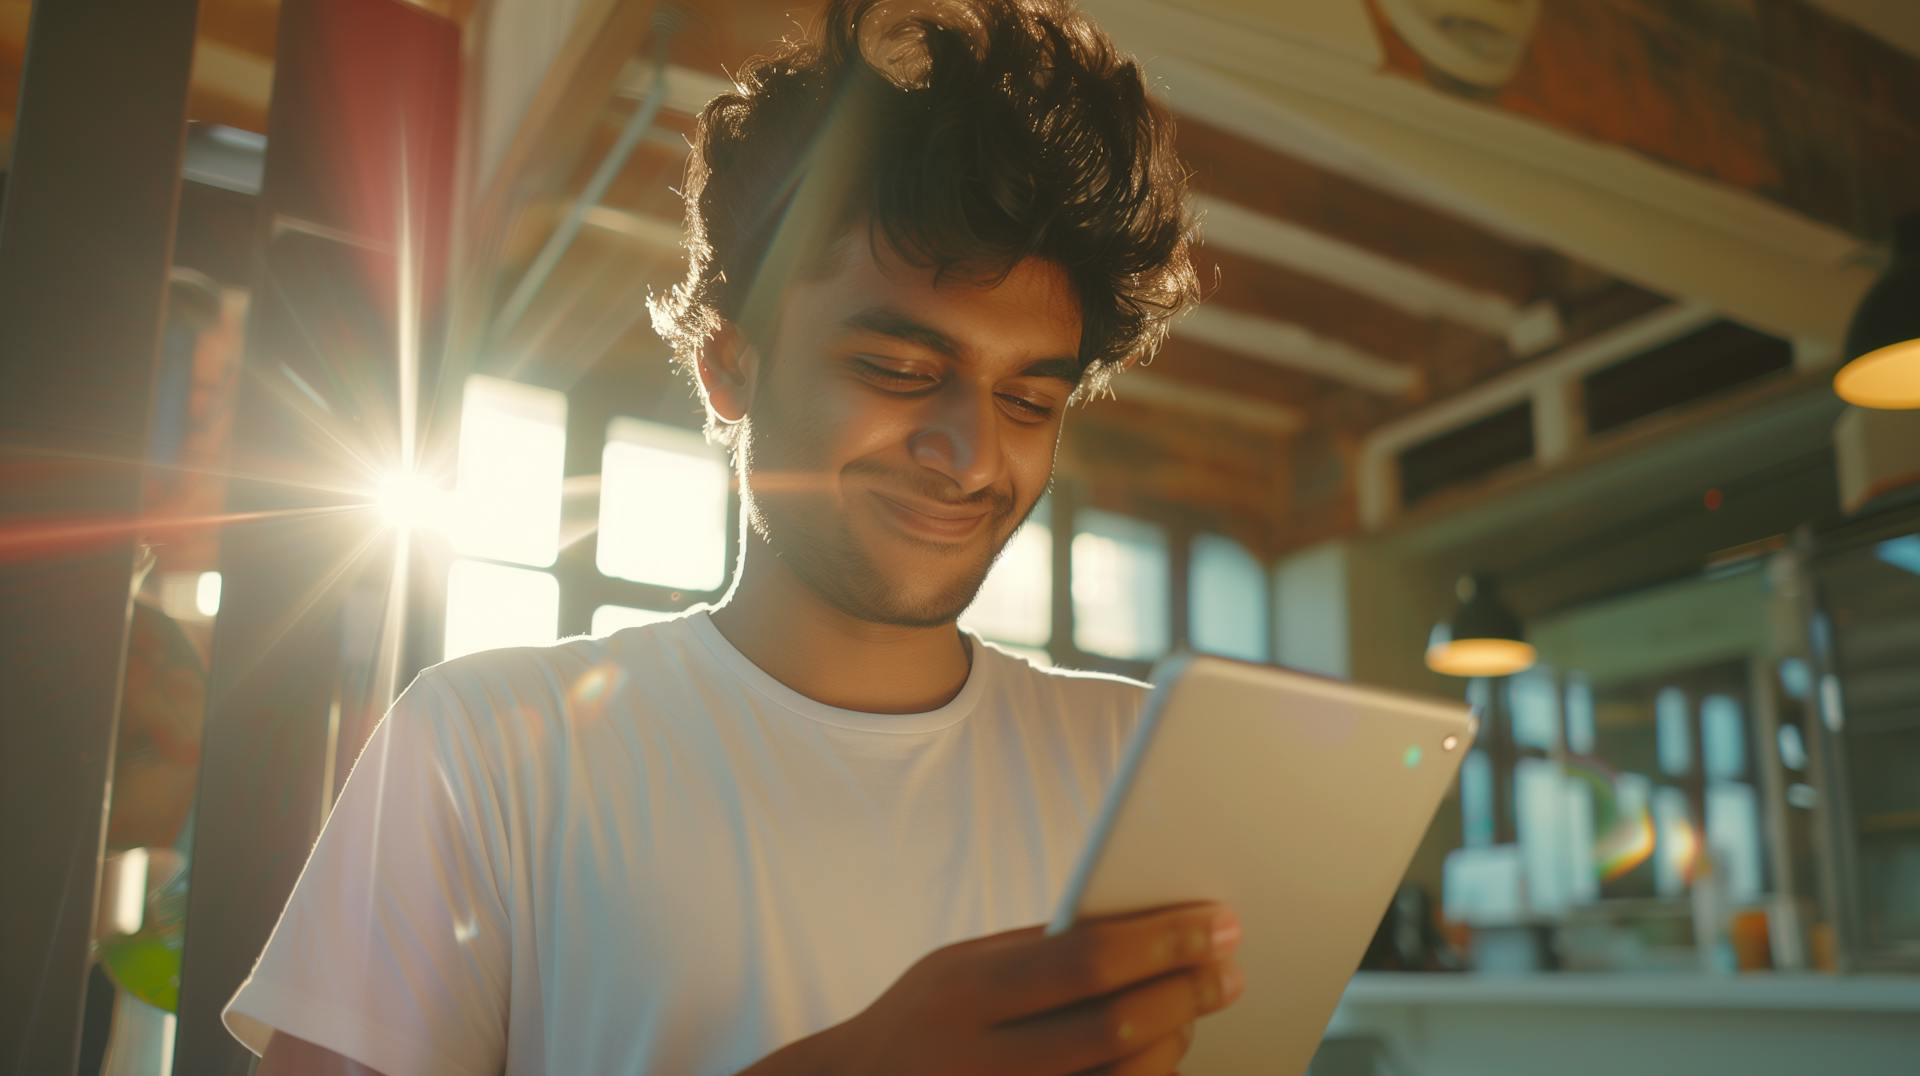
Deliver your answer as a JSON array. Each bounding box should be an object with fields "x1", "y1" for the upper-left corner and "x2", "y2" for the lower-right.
[
  {"x1": 0, "y1": 0, "x2": 200, "y2": 1071},
  {"x1": 485, "y1": 53, "x2": 671, "y2": 349}
]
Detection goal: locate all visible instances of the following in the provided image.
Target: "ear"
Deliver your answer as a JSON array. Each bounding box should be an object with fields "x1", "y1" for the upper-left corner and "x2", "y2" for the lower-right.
[{"x1": 696, "y1": 323, "x2": 761, "y2": 426}]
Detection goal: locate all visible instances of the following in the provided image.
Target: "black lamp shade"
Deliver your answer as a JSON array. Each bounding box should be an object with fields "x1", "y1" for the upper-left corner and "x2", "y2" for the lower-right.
[
  {"x1": 1426, "y1": 573, "x2": 1536, "y2": 677},
  {"x1": 1835, "y1": 214, "x2": 1920, "y2": 410}
]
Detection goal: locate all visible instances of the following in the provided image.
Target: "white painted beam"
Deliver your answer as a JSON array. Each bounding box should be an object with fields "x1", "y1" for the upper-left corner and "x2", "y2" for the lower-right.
[
  {"x1": 1195, "y1": 195, "x2": 1523, "y2": 340},
  {"x1": 582, "y1": 204, "x2": 682, "y2": 250},
  {"x1": 615, "y1": 61, "x2": 735, "y2": 116},
  {"x1": 1179, "y1": 306, "x2": 1419, "y2": 396},
  {"x1": 1086, "y1": 0, "x2": 1876, "y2": 346}
]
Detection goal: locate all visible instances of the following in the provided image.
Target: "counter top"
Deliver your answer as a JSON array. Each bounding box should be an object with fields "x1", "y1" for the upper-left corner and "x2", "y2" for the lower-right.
[{"x1": 1340, "y1": 971, "x2": 1920, "y2": 1013}]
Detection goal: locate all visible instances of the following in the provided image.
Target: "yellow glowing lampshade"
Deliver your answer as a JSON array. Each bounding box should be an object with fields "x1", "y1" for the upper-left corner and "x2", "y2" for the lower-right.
[
  {"x1": 1425, "y1": 637, "x2": 1538, "y2": 678},
  {"x1": 1835, "y1": 215, "x2": 1920, "y2": 411},
  {"x1": 1425, "y1": 573, "x2": 1536, "y2": 678},
  {"x1": 1834, "y1": 339, "x2": 1920, "y2": 410}
]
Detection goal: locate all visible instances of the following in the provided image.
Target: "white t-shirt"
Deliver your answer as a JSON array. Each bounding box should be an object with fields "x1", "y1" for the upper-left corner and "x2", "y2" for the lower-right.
[{"x1": 224, "y1": 609, "x2": 1146, "y2": 1075}]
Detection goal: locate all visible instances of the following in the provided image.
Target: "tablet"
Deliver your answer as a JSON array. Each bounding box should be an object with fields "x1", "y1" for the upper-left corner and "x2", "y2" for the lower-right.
[{"x1": 1047, "y1": 654, "x2": 1477, "y2": 1075}]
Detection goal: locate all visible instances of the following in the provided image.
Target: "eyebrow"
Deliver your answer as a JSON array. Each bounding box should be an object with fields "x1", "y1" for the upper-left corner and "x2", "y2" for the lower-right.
[{"x1": 840, "y1": 306, "x2": 1084, "y2": 386}]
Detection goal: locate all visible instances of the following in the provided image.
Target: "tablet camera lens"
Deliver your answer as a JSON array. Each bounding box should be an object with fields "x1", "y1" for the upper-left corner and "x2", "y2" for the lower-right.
[{"x1": 1442, "y1": 734, "x2": 1461, "y2": 752}]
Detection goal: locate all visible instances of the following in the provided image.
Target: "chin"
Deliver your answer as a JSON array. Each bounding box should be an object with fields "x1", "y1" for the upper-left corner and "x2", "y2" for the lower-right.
[
  {"x1": 856, "y1": 557, "x2": 992, "y2": 626},
  {"x1": 754, "y1": 496, "x2": 1008, "y2": 627}
]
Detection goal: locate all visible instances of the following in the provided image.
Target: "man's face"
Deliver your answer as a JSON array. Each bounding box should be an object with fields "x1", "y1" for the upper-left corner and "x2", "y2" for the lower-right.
[{"x1": 736, "y1": 237, "x2": 1082, "y2": 627}]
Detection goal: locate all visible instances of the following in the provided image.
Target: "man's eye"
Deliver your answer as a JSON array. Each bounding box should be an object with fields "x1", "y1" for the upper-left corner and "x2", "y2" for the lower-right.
[
  {"x1": 999, "y1": 394, "x2": 1054, "y2": 421},
  {"x1": 854, "y1": 359, "x2": 936, "y2": 388}
]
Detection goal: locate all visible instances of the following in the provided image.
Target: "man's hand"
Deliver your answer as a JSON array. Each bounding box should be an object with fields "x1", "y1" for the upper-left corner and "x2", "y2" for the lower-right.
[{"x1": 746, "y1": 902, "x2": 1244, "y2": 1076}]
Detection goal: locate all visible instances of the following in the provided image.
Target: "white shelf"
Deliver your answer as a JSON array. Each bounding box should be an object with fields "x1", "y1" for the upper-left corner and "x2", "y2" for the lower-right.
[{"x1": 1340, "y1": 972, "x2": 1920, "y2": 1014}]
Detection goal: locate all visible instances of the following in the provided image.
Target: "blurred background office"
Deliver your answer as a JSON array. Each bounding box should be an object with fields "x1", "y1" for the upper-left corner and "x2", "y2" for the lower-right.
[{"x1": 2, "y1": 1, "x2": 1918, "y2": 1074}]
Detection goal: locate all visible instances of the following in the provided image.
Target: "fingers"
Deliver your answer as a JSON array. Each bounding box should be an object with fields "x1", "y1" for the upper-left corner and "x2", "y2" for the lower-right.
[
  {"x1": 993, "y1": 956, "x2": 1243, "y2": 1076},
  {"x1": 1070, "y1": 1023, "x2": 1193, "y2": 1076},
  {"x1": 978, "y1": 903, "x2": 1240, "y2": 1021}
]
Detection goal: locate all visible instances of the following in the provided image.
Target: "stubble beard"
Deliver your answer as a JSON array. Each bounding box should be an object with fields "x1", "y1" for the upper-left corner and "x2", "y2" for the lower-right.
[{"x1": 738, "y1": 420, "x2": 1033, "y2": 629}]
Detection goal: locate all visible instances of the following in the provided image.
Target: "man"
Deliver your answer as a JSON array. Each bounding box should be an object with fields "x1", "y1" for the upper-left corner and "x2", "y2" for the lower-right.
[{"x1": 231, "y1": 2, "x2": 1244, "y2": 1072}]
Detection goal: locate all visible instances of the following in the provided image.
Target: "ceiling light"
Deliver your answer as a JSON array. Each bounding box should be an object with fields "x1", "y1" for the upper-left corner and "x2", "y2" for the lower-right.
[
  {"x1": 1426, "y1": 573, "x2": 1536, "y2": 678},
  {"x1": 1834, "y1": 215, "x2": 1920, "y2": 410}
]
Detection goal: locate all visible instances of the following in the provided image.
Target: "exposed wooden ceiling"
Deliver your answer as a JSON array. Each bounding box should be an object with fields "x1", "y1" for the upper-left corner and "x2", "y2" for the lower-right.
[
  {"x1": 5, "y1": 0, "x2": 1916, "y2": 558},
  {"x1": 0, "y1": 0, "x2": 476, "y2": 155}
]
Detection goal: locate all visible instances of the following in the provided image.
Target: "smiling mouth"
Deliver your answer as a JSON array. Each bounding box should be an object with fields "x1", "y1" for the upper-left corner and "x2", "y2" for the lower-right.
[{"x1": 870, "y1": 491, "x2": 991, "y2": 542}]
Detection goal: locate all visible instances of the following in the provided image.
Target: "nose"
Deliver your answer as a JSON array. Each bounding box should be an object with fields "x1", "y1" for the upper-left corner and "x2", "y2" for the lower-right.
[{"x1": 907, "y1": 384, "x2": 1001, "y2": 494}]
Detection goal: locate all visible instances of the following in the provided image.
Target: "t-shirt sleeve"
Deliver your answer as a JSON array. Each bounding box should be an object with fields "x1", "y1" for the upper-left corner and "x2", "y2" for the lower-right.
[{"x1": 223, "y1": 672, "x2": 510, "y2": 1076}]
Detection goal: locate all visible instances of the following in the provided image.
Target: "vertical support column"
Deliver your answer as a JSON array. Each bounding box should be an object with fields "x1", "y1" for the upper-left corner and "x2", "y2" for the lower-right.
[
  {"x1": 1746, "y1": 608, "x2": 1808, "y2": 970},
  {"x1": 1781, "y1": 531, "x2": 1866, "y2": 974},
  {"x1": 1049, "y1": 484, "x2": 1080, "y2": 665},
  {"x1": 0, "y1": 0, "x2": 199, "y2": 1071},
  {"x1": 1530, "y1": 376, "x2": 1586, "y2": 468},
  {"x1": 171, "y1": 2, "x2": 461, "y2": 1071},
  {"x1": 1166, "y1": 528, "x2": 1193, "y2": 654}
]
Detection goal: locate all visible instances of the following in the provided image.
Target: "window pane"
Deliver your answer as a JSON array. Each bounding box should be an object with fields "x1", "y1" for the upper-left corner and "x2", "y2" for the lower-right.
[
  {"x1": 1701, "y1": 693, "x2": 1745, "y2": 779},
  {"x1": 1071, "y1": 508, "x2": 1169, "y2": 660},
  {"x1": 1599, "y1": 773, "x2": 1656, "y2": 896},
  {"x1": 454, "y1": 376, "x2": 566, "y2": 567},
  {"x1": 1509, "y1": 667, "x2": 1560, "y2": 751},
  {"x1": 1563, "y1": 777, "x2": 1599, "y2": 903},
  {"x1": 961, "y1": 498, "x2": 1051, "y2": 647},
  {"x1": 597, "y1": 418, "x2": 730, "y2": 591},
  {"x1": 443, "y1": 559, "x2": 559, "y2": 660},
  {"x1": 1652, "y1": 784, "x2": 1694, "y2": 898},
  {"x1": 1564, "y1": 674, "x2": 1595, "y2": 755},
  {"x1": 1460, "y1": 749, "x2": 1495, "y2": 848},
  {"x1": 1516, "y1": 758, "x2": 1571, "y2": 915},
  {"x1": 1707, "y1": 781, "x2": 1765, "y2": 902},
  {"x1": 1656, "y1": 686, "x2": 1693, "y2": 776},
  {"x1": 1189, "y1": 534, "x2": 1269, "y2": 662},
  {"x1": 1777, "y1": 723, "x2": 1808, "y2": 770},
  {"x1": 592, "y1": 604, "x2": 679, "y2": 637}
]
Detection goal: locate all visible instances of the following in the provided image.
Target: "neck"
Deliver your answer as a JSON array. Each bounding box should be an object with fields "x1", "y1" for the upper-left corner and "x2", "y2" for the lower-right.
[{"x1": 708, "y1": 532, "x2": 974, "y2": 714}]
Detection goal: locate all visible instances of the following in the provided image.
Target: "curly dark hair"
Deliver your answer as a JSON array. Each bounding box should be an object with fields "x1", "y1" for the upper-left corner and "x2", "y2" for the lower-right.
[{"x1": 648, "y1": 0, "x2": 1199, "y2": 442}]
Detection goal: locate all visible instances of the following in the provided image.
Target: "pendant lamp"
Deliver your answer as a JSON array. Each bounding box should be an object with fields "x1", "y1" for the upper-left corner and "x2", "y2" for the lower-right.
[
  {"x1": 1425, "y1": 573, "x2": 1536, "y2": 677},
  {"x1": 1834, "y1": 214, "x2": 1920, "y2": 411}
]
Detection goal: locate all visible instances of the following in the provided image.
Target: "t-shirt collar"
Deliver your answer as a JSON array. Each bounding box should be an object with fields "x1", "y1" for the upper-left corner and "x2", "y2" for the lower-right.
[{"x1": 685, "y1": 607, "x2": 988, "y2": 734}]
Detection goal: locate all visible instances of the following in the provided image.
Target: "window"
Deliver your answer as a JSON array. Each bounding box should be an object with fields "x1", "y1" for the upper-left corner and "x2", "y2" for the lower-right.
[
  {"x1": 1189, "y1": 534, "x2": 1269, "y2": 662},
  {"x1": 1071, "y1": 508, "x2": 1169, "y2": 660},
  {"x1": 1707, "y1": 781, "x2": 1765, "y2": 902},
  {"x1": 597, "y1": 418, "x2": 730, "y2": 592},
  {"x1": 961, "y1": 498, "x2": 1051, "y2": 648},
  {"x1": 453, "y1": 376, "x2": 566, "y2": 568},
  {"x1": 592, "y1": 604, "x2": 679, "y2": 637},
  {"x1": 1565, "y1": 674, "x2": 1596, "y2": 755},
  {"x1": 444, "y1": 559, "x2": 559, "y2": 660},
  {"x1": 1460, "y1": 749, "x2": 1496, "y2": 848},
  {"x1": 1509, "y1": 667, "x2": 1560, "y2": 751},
  {"x1": 1701, "y1": 694, "x2": 1746, "y2": 779},
  {"x1": 1652, "y1": 785, "x2": 1694, "y2": 898},
  {"x1": 442, "y1": 376, "x2": 568, "y2": 660},
  {"x1": 1516, "y1": 757, "x2": 1573, "y2": 915},
  {"x1": 1656, "y1": 686, "x2": 1692, "y2": 777}
]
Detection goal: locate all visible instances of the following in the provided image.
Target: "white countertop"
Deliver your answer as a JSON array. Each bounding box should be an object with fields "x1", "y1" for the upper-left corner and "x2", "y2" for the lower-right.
[{"x1": 1340, "y1": 971, "x2": 1920, "y2": 1013}]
